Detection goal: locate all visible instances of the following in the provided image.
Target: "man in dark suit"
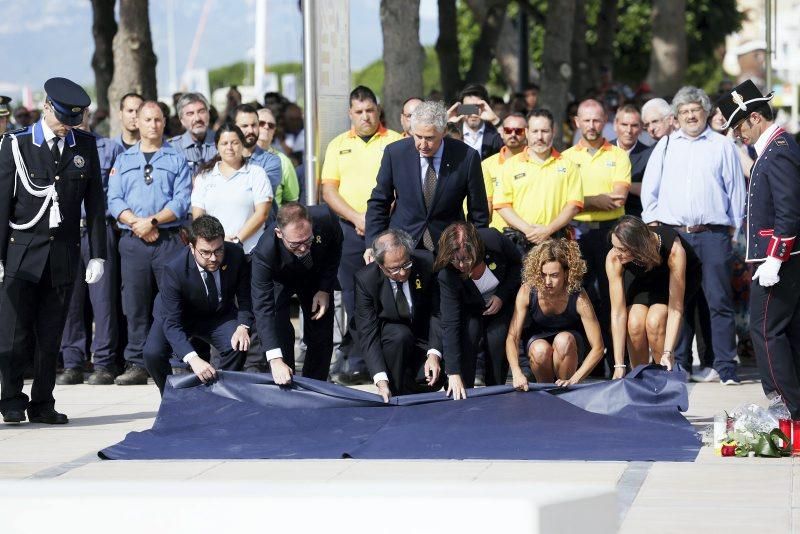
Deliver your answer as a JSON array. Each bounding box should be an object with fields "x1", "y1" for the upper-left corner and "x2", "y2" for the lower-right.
[
  {"x1": 143, "y1": 215, "x2": 252, "y2": 395},
  {"x1": 251, "y1": 202, "x2": 342, "y2": 384},
  {"x1": 612, "y1": 104, "x2": 653, "y2": 218},
  {"x1": 447, "y1": 83, "x2": 504, "y2": 160},
  {"x1": 355, "y1": 229, "x2": 444, "y2": 402},
  {"x1": 365, "y1": 100, "x2": 489, "y2": 258},
  {"x1": 0, "y1": 78, "x2": 107, "y2": 424}
]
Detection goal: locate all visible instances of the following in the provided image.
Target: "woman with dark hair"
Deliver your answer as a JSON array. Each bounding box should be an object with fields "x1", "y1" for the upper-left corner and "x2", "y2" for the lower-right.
[
  {"x1": 506, "y1": 239, "x2": 604, "y2": 389},
  {"x1": 606, "y1": 216, "x2": 702, "y2": 377},
  {"x1": 434, "y1": 222, "x2": 522, "y2": 399},
  {"x1": 191, "y1": 123, "x2": 273, "y2": 253}
]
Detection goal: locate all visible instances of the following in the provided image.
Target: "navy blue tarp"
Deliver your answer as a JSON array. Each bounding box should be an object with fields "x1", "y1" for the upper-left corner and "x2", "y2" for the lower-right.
[{"x1": 99, "y1": 365, "x2": 701, "y2": 461}]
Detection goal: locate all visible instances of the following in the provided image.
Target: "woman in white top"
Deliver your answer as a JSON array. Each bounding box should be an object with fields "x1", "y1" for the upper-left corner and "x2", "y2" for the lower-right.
[
  {"x1": 433, "y1": 222, "x2": 522, "y2": 399},
  {"x1": 191, "y1": 123, "x2": 273, "y2": 253}
]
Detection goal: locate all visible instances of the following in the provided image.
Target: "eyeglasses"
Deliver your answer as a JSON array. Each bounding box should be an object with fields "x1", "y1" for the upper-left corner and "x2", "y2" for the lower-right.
[
  {"x1": 259, "y1": 121, "x2": 277, "y2": 130},
  {"x1": 503, "y1": 127, "x2": 526, "y2": 135},
  {"x1": 196, "y1": 247, "x2": 224, "y2": 259},
  {"x1": 382, "y1": 260, "x2": 413, "y2": 276},
  {"x1": 677, "y1": 106, "x2": 705, "y2": 117},
  {"x1": 144, "y1": 164, "x2": 153, "y2": 185},
  {"x1": 283, "y1": 235, "x2": 314, "y2": 250},
  {"x1": 450, "y1": 255, "x2": 474, "y2": 267}
]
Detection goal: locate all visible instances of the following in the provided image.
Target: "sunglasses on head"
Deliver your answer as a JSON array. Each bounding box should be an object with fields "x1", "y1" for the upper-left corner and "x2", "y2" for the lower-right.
[
  {"x1": 259, "y1": 121, "x2": 277, "y2": 130},
  {"x1": 503, "y1": 127, "x2": 526, "y2": 135},
  {"x1": 144, "y1": 164, "x2": 153, "y2": 185}
]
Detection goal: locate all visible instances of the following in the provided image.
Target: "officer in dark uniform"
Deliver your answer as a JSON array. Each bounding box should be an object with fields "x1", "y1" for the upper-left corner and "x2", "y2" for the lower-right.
[
  {"x1": 0, "y1": 96, "x2": 12, "y2": 134},
  {"x1": 0, "y1": 78, "x2": 107, "y2": 424},
  {"x1": 57, "y1": 109, "x2": 124, "y2": 385},
  {"x1": 717, "y1": 80, "x2": 800, "y2": 419}
]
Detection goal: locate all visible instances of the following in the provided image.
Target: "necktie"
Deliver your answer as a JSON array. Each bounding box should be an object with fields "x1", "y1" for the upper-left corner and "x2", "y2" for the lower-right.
[
  {"x1": 50, "y1": 137, "x2": 61, "y2": 165},
  {"x1": 422, "y1": 157, "x2": 437, "y2": 251},
  {"x1": 203, "y1": 270, "x2": 219, "y2": 311},
  {"x1": 395, "y1": 280, "x2": 411, "y2": 320},
  {"x1": 299, "y1": 252, "x2": 314, "y2": 269}
]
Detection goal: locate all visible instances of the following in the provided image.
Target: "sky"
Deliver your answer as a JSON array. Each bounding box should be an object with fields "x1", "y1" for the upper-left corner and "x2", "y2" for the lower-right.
[{"x1": 0, "y1": 0, "x2": 440, "y2": 101}]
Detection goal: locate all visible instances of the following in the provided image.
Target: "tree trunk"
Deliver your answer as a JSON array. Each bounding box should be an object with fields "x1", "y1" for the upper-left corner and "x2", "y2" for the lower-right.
[
  {"x1": 107, "y1": 0, "x2": 157, "y2": 137},
  {"x1": 646, "y1": 0, "x2": 687, "y2": 97},
  {"x1": 539, "y1": 0, "x2": 576, "y2": 149},
  {"x1": 90, "y1": 0, "x2": 117, "y2": 114},
  {"x1": 570, "y1": 0, "x2": 592, "y2": 99},
  {"x1": 380, "y1": 0, "x2": 424, "y2": 132},
  {"x1": 436, "y1": 0, "x2": 461, "y2": 103},
  {"x1": 463, "y1": 0, "x2": 509, "y2": 86},
  {"x1": 594, "y1": 0, "x2": 618, "y2": 85}
]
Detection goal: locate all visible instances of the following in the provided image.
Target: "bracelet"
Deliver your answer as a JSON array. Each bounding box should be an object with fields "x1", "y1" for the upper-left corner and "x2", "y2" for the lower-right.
[
  {"x1": 662, "y1": 350, "x2": 673, "y2": 355},
  {"x1": 613, "y1": 364, "x2": 626, "y2": 369}
]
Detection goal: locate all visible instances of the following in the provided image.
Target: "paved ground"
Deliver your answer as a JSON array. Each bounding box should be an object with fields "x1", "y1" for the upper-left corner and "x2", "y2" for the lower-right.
[{"x1": 0, "y1": 364, "x2": 795, "y2": 533}]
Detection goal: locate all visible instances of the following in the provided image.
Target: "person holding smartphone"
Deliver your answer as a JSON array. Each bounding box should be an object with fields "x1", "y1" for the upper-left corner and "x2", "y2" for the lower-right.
[
  {"x1": 446, "y1": 83, "x2": 503, "y2": 160},
  {"x1": 434, "y1": 222, "x2": 522, "y2": 399}
]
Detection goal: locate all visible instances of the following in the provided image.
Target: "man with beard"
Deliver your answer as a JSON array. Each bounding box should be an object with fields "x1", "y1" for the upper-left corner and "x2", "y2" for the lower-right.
[
  {"x1": 612, "y1": 104, "x2": 652, "y2": 218},
  {"x1": 169, "y1": 93, "x2": 217, "y2": 175},
  {"x1": 480, "y1": 112, "x2": 529, "y2": 231},
  {"x1": 233, "y1": 104, "x2": 282, "y2": 222},
  {"x1": 563, "y1": 99, "x2": 631, "y2": 375}
]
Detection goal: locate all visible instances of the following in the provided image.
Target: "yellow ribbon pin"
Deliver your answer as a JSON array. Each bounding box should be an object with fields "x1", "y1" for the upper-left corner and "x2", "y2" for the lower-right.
[
  {"x1": 415, "y1": 278, "x2": 422, "y2": 290},
  {"x1": 489, "y1": 262, "x2": 497, "y2": 270}
]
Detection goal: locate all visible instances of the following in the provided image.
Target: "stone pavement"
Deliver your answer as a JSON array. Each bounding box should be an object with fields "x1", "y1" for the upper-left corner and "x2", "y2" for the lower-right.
[{"x1": 0, "y1": 363, "x2": 796, "y2": 533}]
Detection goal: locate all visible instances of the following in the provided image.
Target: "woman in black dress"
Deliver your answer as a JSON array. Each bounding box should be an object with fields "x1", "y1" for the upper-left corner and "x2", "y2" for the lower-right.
[
  {"x1": 606, "y1": 216, "x2": 702, "y2": 378},
  {"x1": 506, "y1": 239, "x2": 604, "y2": 389},
  {"x1": 434, "y1": 222, "x2": 522, "y2": 399}
]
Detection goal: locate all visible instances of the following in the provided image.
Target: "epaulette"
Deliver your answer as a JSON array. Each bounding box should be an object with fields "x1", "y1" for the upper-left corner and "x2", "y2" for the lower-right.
[{"x1": 1, "y1": 126, "x2": 27, "y2": 138}]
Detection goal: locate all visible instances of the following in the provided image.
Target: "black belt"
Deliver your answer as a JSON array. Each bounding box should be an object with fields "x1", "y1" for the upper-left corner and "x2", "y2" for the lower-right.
[{"x1": 663, "y1": 223, "x2": 729, "y2": 234}]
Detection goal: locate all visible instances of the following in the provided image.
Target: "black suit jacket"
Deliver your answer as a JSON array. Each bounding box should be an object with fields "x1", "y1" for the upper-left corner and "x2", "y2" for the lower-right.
[
  {"x1": 251, "y1": 204, "x2": 343, "y2": 352},
  {"x1": 354, "y1": 251, "x2": 441, "y2": 378},
  {"x1": 612, "y1": 139, "x2": 653, "y2": 218},
  {"x1": 479, "y1": 123, "x2": 504, "y2": 161},
  {"x1": 154, "y1": 242, "x2": 252, "y2": 358},
  {"x1": 365, "y1": 136, "x2": 489, "y2": 248},
  {"x1": 0, "y1": 121, "x2": 107, "y2": 285},
  {"x1": 437, "y1": 228, "x2": 521, "y2": 374}
]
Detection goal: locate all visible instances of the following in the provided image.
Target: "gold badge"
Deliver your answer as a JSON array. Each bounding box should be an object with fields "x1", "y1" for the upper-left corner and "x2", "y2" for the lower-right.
[
  {"x1": 415, "y1": 278, "x2": 422, "y2": 290},
  {"x1": 221, "y1": 265, "x2": 228, "y2": 271},
  {"x1": 71, "y1": 106, "x2": 81, "y2": 113},
  {"x1": 489, "y1": 262, "x2": 497, "y2": 270}
]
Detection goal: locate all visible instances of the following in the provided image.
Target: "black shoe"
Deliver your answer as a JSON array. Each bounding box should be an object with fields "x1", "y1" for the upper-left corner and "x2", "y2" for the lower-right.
[
  {"x1": 3, "y1": 410, "x2": 26, "y2": 423},
  {"x1": 87, "y1": 368, "x2": 115, "y2": 385},
  {"x1": 56, "y1": 368, "x2": 84, "y2": 385},
  {"x1": 338, "y1": 371, "x2": 370, "y2": 386},
  {"x1": 114, "y1": 365, "x2": 149, "y2": 385},
  {"x1": 27, "y1": 408, "x2": 68, "y2": 424}
]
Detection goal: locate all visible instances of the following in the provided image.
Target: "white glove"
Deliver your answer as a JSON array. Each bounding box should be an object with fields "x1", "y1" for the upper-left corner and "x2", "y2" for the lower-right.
[
  {"x1": 753, "y1": 256, "x2": 782, "y2": 288},
  {"x1": 85, "y1": 258, "x2": 105, "y2": 284},
  {"x1": 0, "y1": 261, "x2": 4, "y2": 283}
]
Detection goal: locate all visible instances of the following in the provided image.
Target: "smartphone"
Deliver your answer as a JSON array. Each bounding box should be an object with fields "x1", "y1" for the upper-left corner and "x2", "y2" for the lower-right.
[{"x1": 457, "y1": 104, "x2": 480, "y2": 116}]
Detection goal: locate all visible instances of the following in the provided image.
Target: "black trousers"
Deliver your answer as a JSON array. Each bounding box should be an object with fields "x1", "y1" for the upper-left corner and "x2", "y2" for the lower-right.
[
  {"x1": 750, "y1": 255, "x2": 800, "y2": 418},
  {"x1": 143, "y1": 314, "x2": 245, "y2": 395},
  {"x1": 273, "y1": 282, "x2": 334, "y2": 381},
  {"x1": 577, "y1": 222, "x2": 616, "y2": 373},
  {"x1": 0, "y1": 266, "x2": 74, "y2": 414},
  {"x1": 380, "y1": 322, "x2": 446, "y2": 395},
  {"x1": 456, "y1": 307, "x2": 512, "y2": 387}
]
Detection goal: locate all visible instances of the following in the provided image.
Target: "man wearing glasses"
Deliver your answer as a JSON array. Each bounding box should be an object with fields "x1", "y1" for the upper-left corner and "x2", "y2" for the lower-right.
[
  {"x1": 251, "y1": 202, "x2": 343, "y2": 384},
  {"x1": 256, "y1": 107, "x2": 300, "y2": 208},
  {"x1": 108, "y1": 101, "x2": 192, "y2": 386},
  {"x1": 641, "y1": 86, "x2": 746, "y2": 384},
  {"x1": 143, "y1": 215, "x2": 252, "y2": 395},
  {"x1": 354, "y1": 229, "x2": 444, "y2": 402},
  {"x1": 479, "y1": 112, "x2": 528, "y2": 230}
]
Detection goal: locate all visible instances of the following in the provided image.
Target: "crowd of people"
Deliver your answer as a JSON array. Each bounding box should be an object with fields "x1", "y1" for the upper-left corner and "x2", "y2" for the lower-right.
[{"x1": 1, "y1": 73, "x2": 799, "y2": 426}]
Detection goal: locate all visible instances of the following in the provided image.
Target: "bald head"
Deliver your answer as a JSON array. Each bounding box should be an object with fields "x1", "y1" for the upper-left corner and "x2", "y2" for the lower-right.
[{"x1": 575, "y1": 99, "x2": 607, "y2": 144}]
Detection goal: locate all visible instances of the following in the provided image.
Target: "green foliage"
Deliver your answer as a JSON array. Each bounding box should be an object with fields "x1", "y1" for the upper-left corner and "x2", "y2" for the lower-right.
[
  {"x1": 208, "y1": 61, "x2": 302, "y2": 92},
  {"x1": 352, "y1": 47, "x2": 442, "y2": 100}
]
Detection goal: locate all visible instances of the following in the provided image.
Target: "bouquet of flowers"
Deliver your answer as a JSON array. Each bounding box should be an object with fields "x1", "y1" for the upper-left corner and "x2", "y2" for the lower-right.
[{"x1": 714, "y1": 402, "x2": 792, "y2": 458}]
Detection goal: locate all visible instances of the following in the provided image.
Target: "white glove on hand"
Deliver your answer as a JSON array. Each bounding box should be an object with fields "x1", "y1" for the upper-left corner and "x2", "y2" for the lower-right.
[
  {"x1": 85, "y1": 258, "x2": 105, "y2": 284},
  {"x1": 0, "y1": 261, "x2": 4, "y2": 283},
  {"x1": 753, "y1": 256, "x2": 782, "y2": 288}
]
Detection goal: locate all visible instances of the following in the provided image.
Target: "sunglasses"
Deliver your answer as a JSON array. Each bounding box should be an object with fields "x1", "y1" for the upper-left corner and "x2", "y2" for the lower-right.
[
  {"x1": 144, "y1": 164, "x2": 153, "y2": 185},
  {"x1": 503, "y1": 127, "x2": 526, "y2": 135},
  {"x1": 259, "y1": 121, "x2": 277, "y2": 130}
]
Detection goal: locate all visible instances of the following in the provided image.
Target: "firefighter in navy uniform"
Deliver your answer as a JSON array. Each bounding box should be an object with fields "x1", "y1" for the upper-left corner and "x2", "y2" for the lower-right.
[
  {"x1": 717, "y1": 80, "x2": 800, "y2": 420},
  {"x1": 0, "y1": 78, "x2": 107, "y2": 425}
]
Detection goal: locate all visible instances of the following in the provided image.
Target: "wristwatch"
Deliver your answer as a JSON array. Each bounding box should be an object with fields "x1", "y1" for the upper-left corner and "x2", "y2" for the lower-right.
[
  {"x1": 150, "y1": 217, "x2": 159, "y2": 227},
  {"x1": 232, "y1": 236, "x2": 241, "y2": 244}
]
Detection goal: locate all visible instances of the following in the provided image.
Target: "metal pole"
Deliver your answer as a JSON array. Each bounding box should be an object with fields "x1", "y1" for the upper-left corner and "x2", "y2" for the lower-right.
[
  {"x1": 254, "y1": 0, "x2": 267, "y2": 101},
  {"x1": 302, "y1": 0, "x2": 318, "y2": 205},
  {"x1": 765, "y1": 0, "x2": 772, "y2": 91}
]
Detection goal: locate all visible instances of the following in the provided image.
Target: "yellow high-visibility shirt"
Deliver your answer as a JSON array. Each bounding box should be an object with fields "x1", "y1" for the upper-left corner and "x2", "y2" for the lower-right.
[{"x1": 562, "y1": 139, "x2": 631, "y2": 222}]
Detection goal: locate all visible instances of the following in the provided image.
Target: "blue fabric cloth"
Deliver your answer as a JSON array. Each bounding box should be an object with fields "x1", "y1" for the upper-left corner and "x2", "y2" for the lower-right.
[
  {"x1": 641, "y1": 126, "x2": 746, "y2": 229},
  {"x1": 107, "y1": 143, "x2": 192, "y2": 229},
  {"x1": 99, "y1": 365, "x2": 701, "y2": 461}
]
